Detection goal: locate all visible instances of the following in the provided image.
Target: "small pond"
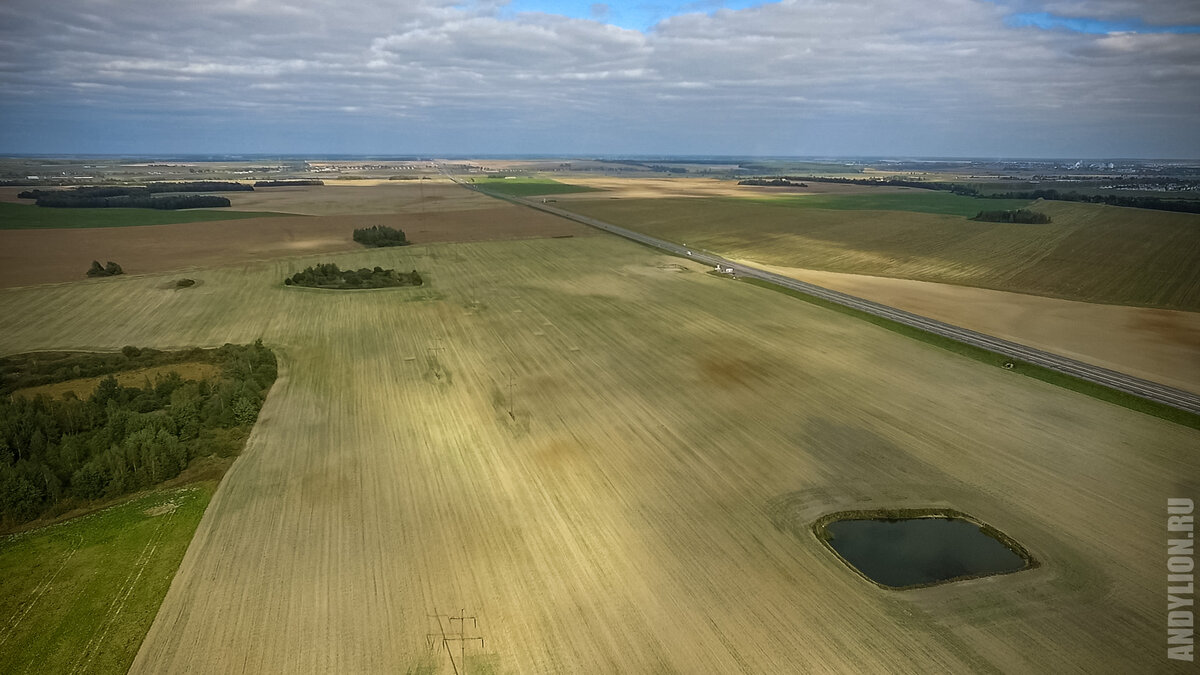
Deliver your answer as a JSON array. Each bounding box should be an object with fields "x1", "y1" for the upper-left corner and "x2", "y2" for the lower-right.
[{"x1": 819, "y1": 514, "x2": 1032, "y2": 589}]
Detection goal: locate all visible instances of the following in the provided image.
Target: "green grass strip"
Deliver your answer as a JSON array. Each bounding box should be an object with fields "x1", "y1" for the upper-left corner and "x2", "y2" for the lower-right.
[
  {"x1": 0, "y1": 202, "x2": 292, "y2": 230},
  {"x1": 738, "y1": 276, "x2": 1200, "y2": 430},
  {"x1": 0, "y1": 485, "x2": 215, "y2": 673},
  {"x1": 469, "y1": 178, "x2": 602, "y2": 197},
  {"x1": 729, "y1": 192, "x2": 1033, "y2": 217}
]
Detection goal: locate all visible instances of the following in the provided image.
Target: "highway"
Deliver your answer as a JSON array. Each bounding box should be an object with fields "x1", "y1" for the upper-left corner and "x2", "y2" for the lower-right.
[{"x1": 448, "y1": 174, "x2": 1200, "y2": 417}]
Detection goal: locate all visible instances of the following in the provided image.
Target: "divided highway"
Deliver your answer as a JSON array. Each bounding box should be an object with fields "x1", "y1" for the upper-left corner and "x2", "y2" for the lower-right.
[{"x1": 451, "y1": 175, "x2": 1200, "y2": 417}]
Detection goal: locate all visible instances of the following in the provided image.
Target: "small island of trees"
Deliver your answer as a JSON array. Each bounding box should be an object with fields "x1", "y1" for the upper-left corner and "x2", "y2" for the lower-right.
[
  {"x1": 353, "y1": 225, "x2": 410, "y2": 247},
  {"x1": 971, "y1": 209, "x2": 1052, "y2": 224},
  {"x1": 284, "y1": 263, "x2": 423, "y2": 289}
]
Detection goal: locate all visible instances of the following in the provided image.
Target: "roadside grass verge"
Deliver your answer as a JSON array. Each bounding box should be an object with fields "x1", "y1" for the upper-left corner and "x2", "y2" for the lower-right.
[
  {"x1": 0, "y1": 202, "x2": 291, "y2": 230},
  {"x1": 732, "y1": 191, "x2": 1033, "y2": 217},
  {"x1": 470, "y1": 177, "x2": 603, "y2": 197},
  {"x1": 0, "y1": 484, "x2": 215, "y2": 674},
  {"x1": 738, "y1": 276, "x2": 1200, "y2": 430}
]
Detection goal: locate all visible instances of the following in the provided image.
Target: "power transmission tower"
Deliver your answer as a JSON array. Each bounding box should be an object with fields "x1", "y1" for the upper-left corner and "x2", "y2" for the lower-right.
[{"x1": 426, "y1": 608, "x2": 484, "y2": 675}]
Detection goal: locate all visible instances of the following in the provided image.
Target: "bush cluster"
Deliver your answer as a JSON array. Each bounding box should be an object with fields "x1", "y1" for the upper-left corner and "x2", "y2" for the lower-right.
[
  {"x1": 86, "y1": 260, "x2": 124, "y2": 277},
  {"x1": 971, "y1": 209, "x2": 1052, "y2": 224},
  {"x1": 353, "y1": 225, "x2": 409, "y2": 247},
  {"x1": 0, "y1": 342, "x2": 277, "y2": 527},
  {"x1": 284, "y1": 263, "x2": 423, "y2": 289}
]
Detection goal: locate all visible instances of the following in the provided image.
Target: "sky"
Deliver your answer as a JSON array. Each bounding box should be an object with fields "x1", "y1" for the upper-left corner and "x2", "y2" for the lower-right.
[{"x1": 1, "y1": 0, "x2": 1198, "y2": 158}]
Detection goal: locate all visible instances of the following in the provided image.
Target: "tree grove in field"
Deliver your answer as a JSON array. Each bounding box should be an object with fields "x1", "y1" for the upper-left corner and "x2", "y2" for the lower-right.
[
  {"x1": 284, "y1": 262, "x2": 423, "y2": 289},
  {"x1": 353, "y1": 224, "x2": 410, "y2": 247}
]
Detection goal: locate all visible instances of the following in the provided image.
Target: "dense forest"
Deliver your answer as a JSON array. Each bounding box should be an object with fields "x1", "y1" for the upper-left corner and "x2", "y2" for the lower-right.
[
  {"x1": 971, "y1": 209, "x2": 1052, "y2": 224},
  {"x1": 977, "y1": 189, "x2": 1200, "y2": 214},
  {"x1": 0, "y1": 342, "x2": 277, "y2": 528},
  {"x1": 86, "y1": 260, "x2": 124, "y2": 277},
  {"x1": 254, "y1": 179, "x2": 324, "y2": 187},
  {"x1": 353, "y1": 225, "x2": 409, "y2": 247},
  {"x1": 284, "y1": 263, "x2": 423, "y2": 289},
  {"x1": 18, "y1": 183, "x2": 248, "y2": 209},
  {"x1": 30, "y1": 193, "x2": 231, "y2": 209}
]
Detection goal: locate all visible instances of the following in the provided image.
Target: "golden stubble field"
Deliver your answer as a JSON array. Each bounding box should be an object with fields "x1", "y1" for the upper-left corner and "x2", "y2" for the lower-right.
[{"x1": 1, "y1": 235, "x2": 1195, "y2": 673}]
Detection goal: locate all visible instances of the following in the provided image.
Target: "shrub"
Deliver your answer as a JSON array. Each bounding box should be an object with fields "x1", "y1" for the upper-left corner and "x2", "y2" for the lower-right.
[{"x1": 86, "y1": 260, "x2": 124, "y2": 277}]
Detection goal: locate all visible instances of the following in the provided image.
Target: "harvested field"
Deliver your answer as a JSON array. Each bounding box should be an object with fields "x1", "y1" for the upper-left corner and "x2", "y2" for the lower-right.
[
  {"x1": 552, "y1": 175, "x2": 917, "y2": 199},
  {"x1": 743, "y1": 262, "x2": 1200, "y2": 395},
  {"x1": 0, "y1": 206, "x2": 591, "y2": 288},
  {"x1": 560, "y1": 196, "x2": 1200, "y2": 310},
  {"x1": 223, "y1": 181, "x2": 500, "y2": 215},
  {"x1": 13, "y1": 361, "x2": 223, "y2": 400},
  {"x1": 0, "y1": 235, "x2": 1194, "y2": 673},
  {"x1": 471, "y1": 177, "x2": 601, "y2": 197}
]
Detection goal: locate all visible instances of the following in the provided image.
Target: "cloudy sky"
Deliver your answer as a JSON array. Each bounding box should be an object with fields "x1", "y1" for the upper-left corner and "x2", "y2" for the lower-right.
[{"x1": 1, "y1": 0, "x2": 1197, "y2": 158}]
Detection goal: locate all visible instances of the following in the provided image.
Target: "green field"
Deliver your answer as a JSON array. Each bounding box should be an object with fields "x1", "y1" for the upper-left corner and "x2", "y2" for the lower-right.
[
  {"x1": 562, "y1": 197, "x2": 1200, "y2": 310},
  {"x1": 738, "y1": 191, "x2": 1034, "y2": 217},
  {"x1": 0, "y1": 485, "x2": 214, "y2": 673},
  {"x1": 471, "y1": 177, "x2": 602, "y2": 197},
  {"x1": 0, "y1": 202, "x2": 288, "y2": 230}
]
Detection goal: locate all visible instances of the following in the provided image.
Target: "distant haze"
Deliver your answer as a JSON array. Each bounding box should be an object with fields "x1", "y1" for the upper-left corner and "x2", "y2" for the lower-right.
[{"x1": 1, "y1": 0, "x2": 1198, "y2": 158}]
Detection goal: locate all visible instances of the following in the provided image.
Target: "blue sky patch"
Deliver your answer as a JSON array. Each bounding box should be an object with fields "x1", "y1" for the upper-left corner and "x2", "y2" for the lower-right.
[
  {"x1": 1006, "y1": 11, "x2": 1200, "y2": 34},
  {"x1": 502, "y1": 0, "x2": 776, "y2": 31}
]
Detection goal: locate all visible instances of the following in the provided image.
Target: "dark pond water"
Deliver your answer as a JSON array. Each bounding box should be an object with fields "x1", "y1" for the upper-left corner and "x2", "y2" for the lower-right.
[{"x1": 823, "y1": 517, "x2": 1029, "y2": 588}]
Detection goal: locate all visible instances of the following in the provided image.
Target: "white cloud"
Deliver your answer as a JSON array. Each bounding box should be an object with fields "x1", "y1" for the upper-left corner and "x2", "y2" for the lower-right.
[{"x1": 0, "y1": 0, "x2": 1197, "y2": 155}]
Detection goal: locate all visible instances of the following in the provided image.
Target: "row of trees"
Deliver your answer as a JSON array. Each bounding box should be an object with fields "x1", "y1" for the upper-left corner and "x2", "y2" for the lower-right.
[
  {"x1": 738, "y1": 178, "x2": 809, "y2": 187},
  {"x1": 0, "y1": 342, "x2": 277, "y2": 528},
  {"x1": 971, "y1": 209, "x2": 1052, "y2": 224},
  {"x1": 759, "y1": 175, "x2": 1200, "y2": 213},
  {"x1": 353, "y1": 225, "x2": 409, "y2": 247},
  {"x1": 31, "y1": 193, "x2": 232, "y2": 209},
  {"x1": 86, "y1": 260, "x2": 124, "y2": 277},
  {"x1": 19, "y1": 183, "x2": 249, "y2": 209},
  {"x1": 19, "y1": 182, "x2": 250, "y2": 200},
  {"x1": 254, "y1": 179, "x2": 324, "y2": 187},
  {"x1": 755, "y1": 175, "x2": 978, "y2": 195},
  {"x1": 284, "y1": 263, "x2": 423, "y2": 289},
  {"x1": 978, "y1": 189, "x2": 1200, "y2": 214}
]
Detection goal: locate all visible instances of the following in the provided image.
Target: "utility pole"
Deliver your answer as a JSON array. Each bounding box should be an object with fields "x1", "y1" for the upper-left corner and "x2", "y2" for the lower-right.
[
  {"x1": 507, "y1": 374, "x2": 515, "y2": 420},
  {"x1": 428, "y1": 339, "x2": 445, "y2": 380}
]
